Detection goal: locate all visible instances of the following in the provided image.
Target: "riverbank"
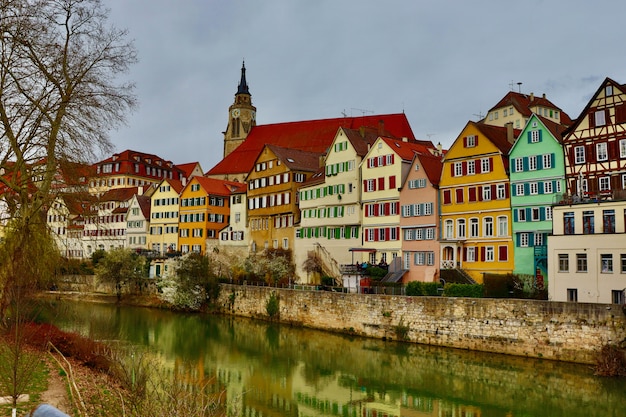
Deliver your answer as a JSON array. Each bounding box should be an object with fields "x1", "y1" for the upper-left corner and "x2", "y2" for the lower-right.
[{"x1": 39, "y1": 286, "x2": 626, "y2": 365}]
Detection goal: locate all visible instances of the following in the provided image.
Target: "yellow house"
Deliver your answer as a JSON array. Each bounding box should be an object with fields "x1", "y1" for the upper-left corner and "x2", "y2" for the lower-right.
[
  {"x1": 439, "y1": 121, "x2": 515, "y2": 283},
  {"x1": 178, "y1": 176, "x2": 244, "y2": 255},
  {"x1": 148, "y1": 178, "x2": 184, "y2": 255},
  {"x1": 246, "y1": 145, "x2": 321, "y2": 268},
  {"x1": 361, "y1": 137, "x2": 435, "y2": 265}
]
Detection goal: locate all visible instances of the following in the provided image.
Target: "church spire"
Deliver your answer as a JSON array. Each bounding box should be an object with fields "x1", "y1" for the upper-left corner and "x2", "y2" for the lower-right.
[{"x1": 237, "y1": 61, "x2": 249, "y2": 95}]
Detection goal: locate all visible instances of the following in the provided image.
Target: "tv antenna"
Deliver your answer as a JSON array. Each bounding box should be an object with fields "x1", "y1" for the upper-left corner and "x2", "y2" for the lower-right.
[
  {"x1": 426, "y1": 133, "x2": 436, "y2": 140},
  {"x1": 341, "y1": 109, "x2": 348, "y2": 117},
  {"x1": 351, "y1": 108, "x2": 374, "y2": 117},
  {"x1": 473, "y1": 111, "x2": 484, "y2": 120}
]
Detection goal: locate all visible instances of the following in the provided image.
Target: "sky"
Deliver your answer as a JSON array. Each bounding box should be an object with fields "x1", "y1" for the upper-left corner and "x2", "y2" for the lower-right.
[{"x1": 103, "y1": 0, "x2": 626, "y2": 171}]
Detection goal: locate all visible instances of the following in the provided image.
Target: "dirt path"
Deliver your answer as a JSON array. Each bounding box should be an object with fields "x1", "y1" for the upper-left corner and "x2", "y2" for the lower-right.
[{"x1": 39, "y1": 358, "x2": 71, "y2": 414}]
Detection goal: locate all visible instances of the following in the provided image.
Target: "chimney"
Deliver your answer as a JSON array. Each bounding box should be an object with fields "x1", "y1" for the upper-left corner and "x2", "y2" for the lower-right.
[
  {"x1": 505, "y1": 122, "x2": 515, "y2": 144},
  {"x1": 378, "y1": 120, "x2": 385, "y2": 135},
  {"x1": 319, "y1": 155, "x2": 325, "y2": 168},
  {"x1": 530, "y1": 92, "x2": 534, "y2": 101},
  {"x1": 359, "y1": 126, "x2": 365, "y2": 138},
  {"x1": 437, "y1": 142, "x2": 443, "y2": 156},
  {"x1": 138, "y1": 186, "x2": 143, "y2": 196},
  {"x1": 542, "y1": 93, "x2": 546, "y2": 99}
]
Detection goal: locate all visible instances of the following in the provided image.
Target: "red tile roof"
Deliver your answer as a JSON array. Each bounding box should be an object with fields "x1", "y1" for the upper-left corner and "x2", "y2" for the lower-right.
[
  {"x1": 206, "y1": 113, "x2": 416, "y2": 177},
  {"x1": 265, "y1": 145, "x2": 322, "y2": 172},
  {"x1": 380, "y1": 137, "x2": 435, "y2": 161},
  {"x1": 415, "y1": 152, "x2": 444, "y2": 187},
  {"x1": 487, "y1": 91, "x2": 573, "y2": 126},
  {"x1": 194, "y1": 176, "x2": 247, "y2": 196},
  {"x1": 473, "y1": 122, "x2": 516, "y2": 155},
  {"x1": 176, "y1": 162, "x2": 202, "y2": 178}
]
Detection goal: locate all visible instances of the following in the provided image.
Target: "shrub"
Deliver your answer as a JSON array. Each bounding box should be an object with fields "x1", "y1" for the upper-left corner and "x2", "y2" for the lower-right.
[
  {"x1": 443, "y1": 283, "x2": 483, "y2": 298},
  {"x1": 265, "y1": 292, "x2": 279, "y2": 319},
  {"x1": 594, "y1": 344, "x2": 626, "y2": 377},
  {"x1": 406, "y1": 281, "x2": 440, "y2": 296}
]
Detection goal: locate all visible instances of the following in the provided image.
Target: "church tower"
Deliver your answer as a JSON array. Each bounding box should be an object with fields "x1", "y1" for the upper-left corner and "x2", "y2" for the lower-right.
[{"x1": 223, "y1": 62, "x2": 256, "y2": 159}]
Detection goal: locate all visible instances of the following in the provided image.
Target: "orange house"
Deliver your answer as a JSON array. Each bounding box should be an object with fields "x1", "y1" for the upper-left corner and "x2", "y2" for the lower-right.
[{"x1": 178, "y1": 176, "x2": 245, "y2": 254}]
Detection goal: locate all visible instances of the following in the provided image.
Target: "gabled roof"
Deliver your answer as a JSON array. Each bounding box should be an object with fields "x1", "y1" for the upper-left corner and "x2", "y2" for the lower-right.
[
  {"x1": 265, "y1": 145, "x2": 322, "y2": 172},
  {"x1": 192, "y1": 176, "x2": 247, "y2": 196},
  {"x1": 206, "y1": 113, "x2": 416, "y2": 177},
  {"x1": 379, "y1": 137, "x2": 435, "y2": 161},
  {"x1": 341, "y1": 127, "x2": 382, "y2": 156},
  {"x1": 135, "y1": 194, "x2": 151, "y2": 219},
  {"x1": 176, "y1": 162, "x2": 203, "y2": 179},
  {"x1": 488, "y1": 91, "x2": 573, "y2": 126},
  {"x1": 99, "y1": 187, "x2": 138, "y2": 202},
  {"x1": 415, "y1": 152, "x2": 444, "y2": 187},
  {"x1": 473, "y1": 122, "x2": 516, "y2": 155},
  {"x1": 533, "y1": 113, "x2": 566, "y2": 142},
  {"x1": 562, "y1": 77, "x2": 625, "y2": 137},
  {"x1": 300, "y1": 167, "x2": 326, "y2": 188},
  {"x1": 159, "y1": 178, "x2": 185, "y2": 194}
]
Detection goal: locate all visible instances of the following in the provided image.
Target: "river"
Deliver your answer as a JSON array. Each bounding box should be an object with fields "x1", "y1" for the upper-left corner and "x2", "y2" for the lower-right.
[{"x1": 39, "y1": 300, "x2": 625, "y2": 417}]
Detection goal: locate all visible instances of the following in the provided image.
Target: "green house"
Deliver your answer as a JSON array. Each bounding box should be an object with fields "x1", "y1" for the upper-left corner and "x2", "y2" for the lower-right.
[{"x1": 509, "y1": 114, "x2": 566, "y2": 289}]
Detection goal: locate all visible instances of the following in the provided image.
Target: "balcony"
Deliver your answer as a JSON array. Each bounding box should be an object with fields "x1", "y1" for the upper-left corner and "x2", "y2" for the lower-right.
[{"x1": 555, "y1": 190, "x2": 626, "y2": 205}]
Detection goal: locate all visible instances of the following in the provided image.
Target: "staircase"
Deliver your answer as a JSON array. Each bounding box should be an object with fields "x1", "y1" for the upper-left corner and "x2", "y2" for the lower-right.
[
  {"x1": 313, "y1": 243, "x2": 342, "y2": 284},
  {"x1": 440, "y1": 268, "x2": 477, "y2": 285}
]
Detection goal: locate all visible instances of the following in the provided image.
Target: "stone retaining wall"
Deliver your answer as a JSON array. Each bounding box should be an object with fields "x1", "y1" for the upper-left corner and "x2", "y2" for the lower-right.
[{"x1": 217, "y1": 284, "x2": 626, "y2": 364}]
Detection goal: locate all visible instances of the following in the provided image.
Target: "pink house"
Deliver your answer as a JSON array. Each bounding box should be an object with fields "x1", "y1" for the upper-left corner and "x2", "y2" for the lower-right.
[{"x1": 399, "y1": 151, "x2": 443, "y2": 282}]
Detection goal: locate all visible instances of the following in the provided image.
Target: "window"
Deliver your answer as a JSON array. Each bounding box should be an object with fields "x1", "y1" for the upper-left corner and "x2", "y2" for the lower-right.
[
  {"x1": 612, "y1": 290, "x2": 624, "y2": 305},
  {"x1": 534, "y1": 233, "x2": 544, "y2": 246},
  {"x1": 457, "y1": 219, "x2": 466, "y2": 238},
  {"x1": 564, "y1": 212, "x2": 575, "y2": 234},
  {"x1": 483, "y1": 217, "x2": 493, "y2": 237},
  {"x1": 542, "y1": 154, "x2": 552, "y2": 169},
  {"x1": 403, "y1": 252, "x2": 411, "y2": 269},
  {"x1": 594, "y1": 110, "x2": 606, "y2": 126},
  {"x1": 470, "y1": 218, "x2": 479, "y2": 237},
  {"x1": 283, "y1": 238, "x2": 289, "y2": 250},
  {"x1": 603, "y1": 210, "x2": 615, "y2": 233},
  {"x1": 543, "y1": 181, "x2": 553, "y2": 194},
  {"x1": 515, "y1": 158, "x2": 524, "y2": 172},
  {"x1": 467, "y1": 160, "x2": 475, "y2": 175},
  {"x1": 516, "y1": 183, "x2": 524, "y2": 196},
  {"x1": 481, "y1": 158, "x2": 491, "y2": 173},
  {"x1": 467, "y1": 247, "x2": 476, "y2": 262},
  {"x1": 620, "y1": 139, "x2": 626, "y2": 158},
  {"x1": 574, "y1": 146, "x2": 585, "y2": 164},
  {"x1": 528, "y1": 156, "x2": 537, "y2": 171},
  {"x1": 622, "y1": 254, "x2": 626, "y2": 273},
  {"x1": 466, "y1": 135, "x2": 476, "y2": 147},
  {"x1": 454, "y1": 162, "x2": 463, "y2": 177},
  {"x1": 530, "y1": 130, "x2": 540, "y2": 143},
  {"x1": 583, "y1": 211, "x2": 594, "y2": 234},
  {"x1": 601, "y1": 254, "x2": 613, "y2": 273},
  {"x1": 520, "y1": 233, "x2": 529, "y2": 247},
  {"x1": 486, "y1": 246, "x2": 494, "y2": 262},
  {"x1": 545, "y1": 206, "x2": 552, "y2": 221},
  {"x1": 559, "y1": 254, "x2": 569, "y2": 272},
  {"x1": 599, "y1": 176, "x2": 610, "y2": 192},
  {"x1": 529, "y1": 182, "x2": 538, "y2": 195},
  {"x1": 567, "y1": 289, "x2": 578, "y2": 302},
  {"x1": 482, "y1": 186, "x2": 491, "y2": 201},
  {"x1": 497, "y1": 216, "x2": 508, "y2": 237},
  {"x1": 518, "y1": 208, "x2": 527, "y2": 222},
  {"x1": 596, "y1": 143, "x2": 608, "y2": 161},
  {"x1": 496, "y1": 184, "x2": 506, "y2": 199},
  {"x1": 531, "y1": 207, "x2": 540, "y2": 221},
  {"x1": 445, "y1": 220, "x2": 454, "y2": 239},
  {"x1": 576, "y1": 253, "x2": 588, "y2": 272}
]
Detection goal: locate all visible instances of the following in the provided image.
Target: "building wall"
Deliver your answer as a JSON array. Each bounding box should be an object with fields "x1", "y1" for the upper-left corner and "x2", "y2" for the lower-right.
[
  {"x1": 148, "y1": 181, "x2": 180, "y2": 254},
  {"x1": 399, "y1": 157, "x2": 439, "y2": 282},
  {"x1": 295, "y1": 131, "x2": 363, "y2": 281},
  {"x1": 548, "y1": 201, "x2": 626, "y2": 303},
  {"x1": 510, "y1": 115, "x2": 566, "y2": 284},
  {"x1": 439, "y1": 123, "x2": 514, "y2": 282},
  {"x1": 361, "y1": 139, "x2": 403, "y2": 263},
  {"x1": 218, "y1": 284, "x2": 626, "y2": 364}
]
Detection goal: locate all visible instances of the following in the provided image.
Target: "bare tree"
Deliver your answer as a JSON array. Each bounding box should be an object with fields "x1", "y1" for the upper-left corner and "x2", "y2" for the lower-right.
[
  {"x1": 0, "y1": 2, "x2": 136, "y2": 411},
  {"x1": 0, "y1": 0, "x2": 137, "y2": 310}
]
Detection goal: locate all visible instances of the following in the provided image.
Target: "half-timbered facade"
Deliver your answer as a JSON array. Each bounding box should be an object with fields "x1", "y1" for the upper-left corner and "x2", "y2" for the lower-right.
[{"x1": 562, "y1": 78, "x2": 626, "y2": 200}]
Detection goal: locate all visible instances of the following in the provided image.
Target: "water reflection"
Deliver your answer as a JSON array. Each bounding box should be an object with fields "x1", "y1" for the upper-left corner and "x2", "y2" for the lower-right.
[{"x1": 39, "y1": 300, "x2": 626, "y2": 417}]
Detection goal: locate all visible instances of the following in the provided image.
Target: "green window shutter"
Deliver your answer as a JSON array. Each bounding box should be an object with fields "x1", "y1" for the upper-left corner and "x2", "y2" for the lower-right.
[
  {"x1": 538, "y1": 182, "x2": 544, "y2": 194},
  {"x1": 527, "y1": 131, "x2": 532, "y2": 143},
  {"x1": 523, "y1": 157, "x2": 529, "y2": 171},
  {"x1": 335, "y1": 228, "x2": 340, "y2": 239}
]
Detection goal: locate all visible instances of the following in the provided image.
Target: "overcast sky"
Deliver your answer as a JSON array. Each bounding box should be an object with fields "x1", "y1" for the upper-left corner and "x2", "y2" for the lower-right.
[{"x1": 103, "y1": 0, "x2": 626, "y2": 171}]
